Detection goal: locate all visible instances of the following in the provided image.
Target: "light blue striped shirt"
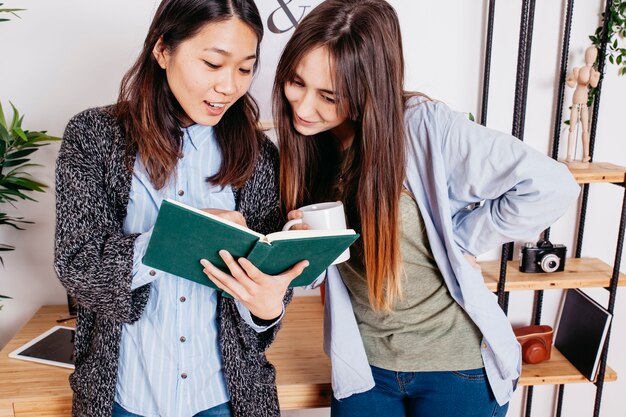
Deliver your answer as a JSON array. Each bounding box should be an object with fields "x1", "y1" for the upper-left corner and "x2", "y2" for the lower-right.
[{"x1": 115, "y1": 124, "x2": 277, "y2": 417}]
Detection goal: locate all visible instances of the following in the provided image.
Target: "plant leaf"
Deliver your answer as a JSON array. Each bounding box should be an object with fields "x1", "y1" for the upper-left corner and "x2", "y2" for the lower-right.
[
  {"x1": 2, "y1": 158, "x2": 31, "y2": 167},
  {"x1": 9, "y1": 102, "x2": 20, "y2": 131},
  {"x1": 0, "y1": 123, "x2": 9, "y2": 142},
  {"x1": 13, "y1": 125, "x2": 27, "y2": 141},
  {"x1": 2, "y1": 176, "x2": 47, "y2": 191},
  {"x1": 6, "y1": 148, "x2": 37, "y2": 160},
  {"x1": 0, "y1": 102, "x2": 7, "y2": 130}
]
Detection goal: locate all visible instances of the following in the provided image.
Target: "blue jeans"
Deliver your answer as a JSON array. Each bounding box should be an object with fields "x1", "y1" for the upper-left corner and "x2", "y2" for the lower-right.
[
  {"x1": 331, "y1": 366, "x2": 509, "y2": 417},
  {"x1": 112, "y1": 401, "x2": 232, "y2": 417}
]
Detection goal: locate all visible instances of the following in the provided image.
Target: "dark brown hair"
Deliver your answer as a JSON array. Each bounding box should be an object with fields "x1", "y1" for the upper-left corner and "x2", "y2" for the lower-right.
[
  {"x1": 274, "y1": 0, "x2": 413, "y2": 310},
  {"x1": 113, "y1": 0, "x2": 263, "y2": 189}
]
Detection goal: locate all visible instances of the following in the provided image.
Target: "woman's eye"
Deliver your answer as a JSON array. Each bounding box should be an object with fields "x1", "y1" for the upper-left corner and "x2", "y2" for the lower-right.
[
  {"x1": 291, "y1": 79, "x2": 304, "y2": 87},
  {"x1": 203, "y1": 60, "x2": 220, "y2": 69},
  {"x1": 322, "y1": 95, "x2": 336, "y2": 104},
  {"x1": 239, "y1": 68, "x2": 252, "y2": 75}
]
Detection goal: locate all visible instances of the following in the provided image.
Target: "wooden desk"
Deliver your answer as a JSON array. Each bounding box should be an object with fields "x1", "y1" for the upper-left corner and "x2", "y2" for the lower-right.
[{"x1": 0, "y1": 296, "x2": 331, "y2": 416}]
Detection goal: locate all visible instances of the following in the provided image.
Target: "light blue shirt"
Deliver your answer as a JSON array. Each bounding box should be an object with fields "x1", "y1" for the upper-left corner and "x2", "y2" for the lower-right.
[
  {"x1": 324, "y1": 97, "x2": 580, "y2": 405},
  {"x1": 115, "y1": 124, "x2": 278, "y2": 417}
]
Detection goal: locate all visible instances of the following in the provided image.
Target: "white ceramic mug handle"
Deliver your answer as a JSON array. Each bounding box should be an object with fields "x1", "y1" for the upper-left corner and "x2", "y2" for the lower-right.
[{"x1": 283, "y1": 218, "x2": 303, "y2": 231}]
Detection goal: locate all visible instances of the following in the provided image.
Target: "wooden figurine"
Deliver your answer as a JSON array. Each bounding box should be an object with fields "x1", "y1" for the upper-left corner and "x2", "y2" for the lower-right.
[{"x1": 565, "y1": 46, "x2": 600, "y2": 168}]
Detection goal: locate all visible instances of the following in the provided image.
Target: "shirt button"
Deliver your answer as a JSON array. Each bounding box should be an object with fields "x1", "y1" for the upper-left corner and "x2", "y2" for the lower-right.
[
  {"x1": 180, "y1": 296, "x2": 186, "y2": 302},
  {"x1": 178, "y1": 190, "x2": 185, "y2": 196},
  {"x1": 149, "y1": 270, "x2": 156, "y2": 276},
  {"x1": 180, "y1": 336, "x2": 186, "y2": 343},
  {"x1": 181, "y1": 373, "x2": 188, "y2": 379},
  {"x1": 482, "y1": 342, "x2": 488, "y2": 349}
]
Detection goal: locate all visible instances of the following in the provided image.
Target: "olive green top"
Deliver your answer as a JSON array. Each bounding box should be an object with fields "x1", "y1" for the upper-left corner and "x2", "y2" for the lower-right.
[{"x1": 337, "y1": 190, "x2": 484, "y2": 371}]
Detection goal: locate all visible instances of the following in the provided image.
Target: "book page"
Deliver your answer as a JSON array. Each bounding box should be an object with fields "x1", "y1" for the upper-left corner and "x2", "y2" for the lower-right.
[
  {"x1": 166, "y1": 198, "x2": 264, "y2": 239},
  {"x1": 267, "y1": 228, "x2": 356, "y2": 242}
]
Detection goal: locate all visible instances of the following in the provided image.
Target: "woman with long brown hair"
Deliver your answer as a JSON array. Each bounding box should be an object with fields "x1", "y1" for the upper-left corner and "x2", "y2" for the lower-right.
[
  {"x1": 55, "y1": 1, "x2": 307, "y2": 416},
  {"x1": 274, "y1": 1, "x2": 579, "y2": 416}
]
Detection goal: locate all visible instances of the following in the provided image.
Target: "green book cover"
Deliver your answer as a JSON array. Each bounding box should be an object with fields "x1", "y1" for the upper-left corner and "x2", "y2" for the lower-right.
[{"x1": 143, "y1": 199, "x2": 359, "y2": 296}]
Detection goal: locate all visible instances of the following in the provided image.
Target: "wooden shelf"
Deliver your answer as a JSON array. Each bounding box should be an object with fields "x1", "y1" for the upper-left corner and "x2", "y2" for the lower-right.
[
  {"x1": 481, "y1": 257, "x2": 626, "y2": 291},
  {"x1": 568, "y1": 162, "x2": 626, "y2": 184},
  {"x1": 519, "y1": 348, "x2": 617, "y2": 386}
]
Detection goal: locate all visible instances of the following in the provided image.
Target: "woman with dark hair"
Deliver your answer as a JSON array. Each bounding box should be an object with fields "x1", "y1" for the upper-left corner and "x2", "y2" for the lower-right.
[
  {"x1": 55, "y1": 1, "x2": 307, "y2": 416},
  {"x1": 274, "y1": 0, "x2": 579, "y2": 416}
]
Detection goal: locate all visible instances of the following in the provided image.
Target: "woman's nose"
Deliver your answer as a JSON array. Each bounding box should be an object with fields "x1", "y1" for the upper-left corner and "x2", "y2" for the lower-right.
[{"x1": 215, "y1": 70, "x2": 236, "y2": 96}]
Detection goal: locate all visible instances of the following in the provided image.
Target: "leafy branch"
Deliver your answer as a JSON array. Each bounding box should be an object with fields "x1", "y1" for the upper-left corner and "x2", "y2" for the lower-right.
[
  {"x1": 590, "y1": 1, "x2": 626, "y2": 75},
  {"x1": 0, "y1": 102, "x2": 61, "y2": 266},
  {"x1": 564, "y1": 1, "x2": 626, "y2": 126},
  {"x1": 587, "y1": 0, "x2": 626, "y2": 106}
]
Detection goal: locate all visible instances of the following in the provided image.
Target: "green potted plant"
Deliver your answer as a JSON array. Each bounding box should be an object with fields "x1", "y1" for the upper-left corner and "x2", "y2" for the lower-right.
[
  {"x1": 0, "y1": 103, "x2": 61, "y2": 306},
  {"x1": 1, "y1": 5, "x2": 61, "y2": 307},
  {"x1": 0, "y1": 102, "x2": 61, "y2": 257}
]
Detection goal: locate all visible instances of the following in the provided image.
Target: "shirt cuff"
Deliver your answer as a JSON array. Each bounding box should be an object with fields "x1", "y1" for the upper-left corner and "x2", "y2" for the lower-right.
[
  {"x1": 235, "y1": 300, "x2": 284, "y2": 333},
  {"x1": 131, "y1": 228, "x2": 160, "y2": 290},
  {"x1": 303, "y1": 271, "x2": 326, "y2": 290}
]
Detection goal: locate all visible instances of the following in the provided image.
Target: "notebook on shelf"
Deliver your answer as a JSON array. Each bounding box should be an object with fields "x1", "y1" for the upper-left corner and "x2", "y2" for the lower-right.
[{"x1": 554, "y1": 289, "x2": 612, "y2": 382}]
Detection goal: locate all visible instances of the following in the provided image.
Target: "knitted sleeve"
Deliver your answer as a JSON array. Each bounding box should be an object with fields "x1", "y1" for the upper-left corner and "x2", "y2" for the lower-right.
[{"x1": 54, "y1": 108, "x2": 149, "y2": 324}]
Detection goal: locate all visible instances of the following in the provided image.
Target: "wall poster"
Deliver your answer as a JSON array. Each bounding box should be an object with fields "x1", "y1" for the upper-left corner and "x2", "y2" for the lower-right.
[{"x1": 252, "y1": 0, "x2": 324, "y2": 124}]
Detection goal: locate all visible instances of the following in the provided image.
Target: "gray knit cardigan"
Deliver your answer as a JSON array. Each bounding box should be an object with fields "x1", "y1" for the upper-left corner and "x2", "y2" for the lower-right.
[{"x1": 54, "y1": 107, "x2": 290, "y2": 417}]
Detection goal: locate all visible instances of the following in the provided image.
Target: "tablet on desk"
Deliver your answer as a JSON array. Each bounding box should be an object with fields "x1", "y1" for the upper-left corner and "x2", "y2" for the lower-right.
[{"x1": 8, "y1": 325, "x2": 75, "y2": 369}]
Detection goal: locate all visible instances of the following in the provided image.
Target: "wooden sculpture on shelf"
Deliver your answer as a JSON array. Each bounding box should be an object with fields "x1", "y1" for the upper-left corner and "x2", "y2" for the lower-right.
[{"x1": 565, "y1": 46, "x2": 600, "y2": 168}]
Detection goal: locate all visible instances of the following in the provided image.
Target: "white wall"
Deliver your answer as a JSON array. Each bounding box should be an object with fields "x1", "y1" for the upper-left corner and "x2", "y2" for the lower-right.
[{"x1": 1, "y1": 1, "x2": 625, "y2": 416}]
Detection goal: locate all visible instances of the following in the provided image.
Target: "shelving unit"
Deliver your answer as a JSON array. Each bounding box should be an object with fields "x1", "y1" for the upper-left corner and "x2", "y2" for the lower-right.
[
  {"x1": 492, "y1": 162, "x2": 626, "y2": 415},
  {"x1": 479, "y1": 1, "x2": 625, "y2": 416},
  {"x1": 479, "y1": 162, "x2": 626, "y2": 393}
]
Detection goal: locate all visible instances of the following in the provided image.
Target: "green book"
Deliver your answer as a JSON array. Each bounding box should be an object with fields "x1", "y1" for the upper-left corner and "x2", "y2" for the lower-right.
[{"x1": 143, "y1": 199, "x2": 359, "y2": 296}]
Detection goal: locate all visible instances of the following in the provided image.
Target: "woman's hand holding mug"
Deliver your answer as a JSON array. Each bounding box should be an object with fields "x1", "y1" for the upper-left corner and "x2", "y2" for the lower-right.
[
  {"x1": 285, "y1": 209, "x2": 308, "y2": 230},
  {"x1": 283, "y1": 202, "x2": 351, "y2": 264}
]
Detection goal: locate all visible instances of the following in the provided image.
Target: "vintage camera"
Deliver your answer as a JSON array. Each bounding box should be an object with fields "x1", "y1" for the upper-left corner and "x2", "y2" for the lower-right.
[{"x1": 519, "y1": 240, "x2": 567, "y2": 273}]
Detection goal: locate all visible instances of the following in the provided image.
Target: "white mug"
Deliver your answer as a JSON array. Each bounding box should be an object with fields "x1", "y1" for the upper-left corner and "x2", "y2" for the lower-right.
[{"x1": 283, "y1": 201, "x2": 351, "y2": 264}]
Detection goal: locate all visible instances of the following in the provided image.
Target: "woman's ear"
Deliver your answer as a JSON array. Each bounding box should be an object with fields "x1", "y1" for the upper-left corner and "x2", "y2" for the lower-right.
[{"x1": 153, "y1": 37, "x2": 168, "y2": 69}]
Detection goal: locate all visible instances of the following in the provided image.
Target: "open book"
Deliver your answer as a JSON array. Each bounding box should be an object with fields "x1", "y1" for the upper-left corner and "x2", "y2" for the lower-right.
[{"x1": 143, "y1": 199, "x2": 359, "y2": 296}]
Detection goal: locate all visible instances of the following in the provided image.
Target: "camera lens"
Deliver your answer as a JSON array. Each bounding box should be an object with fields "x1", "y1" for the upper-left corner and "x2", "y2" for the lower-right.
[{"x1": 540, "y1": 254, "x2": 560, "y2": 273}]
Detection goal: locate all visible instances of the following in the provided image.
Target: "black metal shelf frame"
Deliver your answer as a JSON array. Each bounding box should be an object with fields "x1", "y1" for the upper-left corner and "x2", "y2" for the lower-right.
[{"x1": 478, "y1": 1, "x2": 625, "y2": 416}]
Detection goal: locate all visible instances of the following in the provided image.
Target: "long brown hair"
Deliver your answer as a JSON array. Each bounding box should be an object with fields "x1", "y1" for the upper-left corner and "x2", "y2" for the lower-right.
[
  {"x1": 113, "y1": 0, "x2": 264, "y2": 189},
  {"x1": 274, "y1": 0, "x2": 410, "y2": 311}
]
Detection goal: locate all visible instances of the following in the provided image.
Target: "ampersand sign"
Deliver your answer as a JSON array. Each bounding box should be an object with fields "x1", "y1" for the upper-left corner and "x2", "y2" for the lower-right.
[{"x1": 268, "y1": 0, "x2": 311, "y2": 33}]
